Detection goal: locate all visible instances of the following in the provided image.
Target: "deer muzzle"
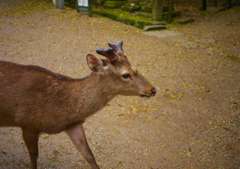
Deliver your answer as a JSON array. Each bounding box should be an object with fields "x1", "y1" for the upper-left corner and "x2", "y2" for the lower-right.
[
  {"x1": 151, "y1": 88, "x2": 157, "y2": 96},
  {"x1": 140, "y1": 87, "x2": 157, "y2": 99}
]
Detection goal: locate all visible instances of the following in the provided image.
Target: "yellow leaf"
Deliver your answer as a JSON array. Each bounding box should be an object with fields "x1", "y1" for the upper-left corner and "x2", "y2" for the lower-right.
[{"x1": 187, "y1": 152, "x2": 191, "y2": 157}]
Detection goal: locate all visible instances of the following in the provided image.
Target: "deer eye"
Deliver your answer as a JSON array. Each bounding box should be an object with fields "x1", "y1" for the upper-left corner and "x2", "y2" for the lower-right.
[{"x1": 122, "y1": 74, "x2": 131, "y2": 79}]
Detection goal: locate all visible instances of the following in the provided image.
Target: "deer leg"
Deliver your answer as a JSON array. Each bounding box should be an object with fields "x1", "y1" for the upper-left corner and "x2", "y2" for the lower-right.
[
  {"x1": 22, "y1": 128, "x2": 39, "y2": 169},
  {"x1": 65, "y1": 123, "x2": 99, "y2": 169}
]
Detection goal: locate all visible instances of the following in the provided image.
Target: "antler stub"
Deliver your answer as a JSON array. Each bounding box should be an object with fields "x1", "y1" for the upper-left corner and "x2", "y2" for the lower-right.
[
  {"x1": 96, "y1": 48, "x2": 119, "y2": 61},
  {"x1": 96, "y1": 41, "x2": 124, "y2": 61},
  {"x1": 108, "y1": 40, "x2": 124, "y2": 54}
]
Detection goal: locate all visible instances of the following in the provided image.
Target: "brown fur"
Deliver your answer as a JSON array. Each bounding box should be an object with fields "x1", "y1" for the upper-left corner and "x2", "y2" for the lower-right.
[
  {"x1": 0, "y1": 61, "x2": 111, "y2": 133},
  {"x1": 0, "y1": 50, "x2": 155, "y2": 169}
]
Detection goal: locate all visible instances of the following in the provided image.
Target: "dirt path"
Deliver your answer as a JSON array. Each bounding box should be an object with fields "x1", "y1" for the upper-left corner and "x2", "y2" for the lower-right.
[{"x1": 0, "y1": 0, "x2": 239, "y2": 168}]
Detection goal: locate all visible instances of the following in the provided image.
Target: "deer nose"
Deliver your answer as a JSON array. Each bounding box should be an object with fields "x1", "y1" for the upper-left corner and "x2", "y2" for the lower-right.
[{"x1": 151, "y1": 88, "x2": 157, "y2": 96}]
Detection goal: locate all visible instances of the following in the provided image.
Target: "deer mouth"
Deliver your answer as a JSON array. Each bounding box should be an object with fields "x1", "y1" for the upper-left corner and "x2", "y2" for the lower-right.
[
  {"x1": 140, "y1": 95, "x2": 151, "y2": 100},
  {"x1": 140, "y1": 88, "x2": 156, "y2": 99}
]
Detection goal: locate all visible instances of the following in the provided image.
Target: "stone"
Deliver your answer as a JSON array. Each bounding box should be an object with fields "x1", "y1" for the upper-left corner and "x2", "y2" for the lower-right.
[{"x1": 143, "y1": 25, "x2": 167, "y2": 31}]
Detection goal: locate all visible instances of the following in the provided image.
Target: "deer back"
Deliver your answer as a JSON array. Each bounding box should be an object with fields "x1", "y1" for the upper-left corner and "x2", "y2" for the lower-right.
[{"x1": 0, "y1": 41, "x2": 156, "y2": 134}]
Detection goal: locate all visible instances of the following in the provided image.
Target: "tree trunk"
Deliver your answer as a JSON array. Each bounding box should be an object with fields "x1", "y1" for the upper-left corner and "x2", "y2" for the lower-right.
[
  {"x1": 167, "y1": 0, "x2": 172, "y2": 23},
  {"x1": 56, "y1": 0, "x2": 64, "y2": 9},
  {"x1": 200, "y1": 0, "x2": 207, "y2": 11},
  {"x1": 152, "y1": 0, "x2": 164, "y2": 21}
]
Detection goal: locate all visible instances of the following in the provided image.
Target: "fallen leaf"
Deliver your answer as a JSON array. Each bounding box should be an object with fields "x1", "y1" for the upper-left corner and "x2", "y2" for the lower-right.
[
  {"x1": 50, "y1": 161, "x2": 55, "y2": 167},
  {"x1": 170, "y1": 93, "x2": 176, "y2": 99},
  {"x1": 127, "y1": 110, "x2": 133, "y2": 114},
  {"x1": 43, "y1": 135, "x2": 49, "y2": 139}
]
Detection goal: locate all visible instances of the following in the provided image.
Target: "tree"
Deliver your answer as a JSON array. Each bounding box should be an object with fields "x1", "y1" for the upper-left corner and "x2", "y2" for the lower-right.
[
  {"x1": 152, "y1": 0, "x2": 164, "y2": 21},
  {"x1": 200, "y1": 0, "x2": 207, "y2": 11},
  {"x1": 167, "y1": 0, "x2": 172, "y2": 23}
]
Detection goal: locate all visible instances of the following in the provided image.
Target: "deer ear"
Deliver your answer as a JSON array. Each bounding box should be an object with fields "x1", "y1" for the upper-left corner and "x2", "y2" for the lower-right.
[{"x1": 86, "y1": 54, "x2": 105, "y2": 73}]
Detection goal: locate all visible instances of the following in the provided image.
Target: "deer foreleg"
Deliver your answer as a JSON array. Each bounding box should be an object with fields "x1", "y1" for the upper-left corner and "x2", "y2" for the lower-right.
[
  {"x1": 65, "y1": 123, "x2": 99, "y2": 169},
  {"x1": 22, "y1": 128, "x2": 39, "y2": 169}
]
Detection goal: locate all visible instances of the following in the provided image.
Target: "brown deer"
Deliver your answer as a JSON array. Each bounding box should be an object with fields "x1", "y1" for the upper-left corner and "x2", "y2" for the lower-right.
[{"x1": 0, "y1": 41, "x2": 156, "y2": 169}]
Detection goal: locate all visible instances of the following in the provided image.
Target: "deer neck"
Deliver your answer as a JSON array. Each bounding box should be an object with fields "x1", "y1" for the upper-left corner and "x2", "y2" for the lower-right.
[{"x1": 72, "y1": 72, "x2": 116, "y2": 117}]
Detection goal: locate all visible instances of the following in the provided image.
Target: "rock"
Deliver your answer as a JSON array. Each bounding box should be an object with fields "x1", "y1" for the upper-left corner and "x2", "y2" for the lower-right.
[{"x1": 143, "y1": 25, "x2": 167, "y2": 31}]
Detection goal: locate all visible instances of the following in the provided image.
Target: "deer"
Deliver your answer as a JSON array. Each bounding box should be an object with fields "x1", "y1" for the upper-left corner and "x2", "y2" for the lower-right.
[{"x1": 0, "y1": 41, "x2": 156, "y2": 169}]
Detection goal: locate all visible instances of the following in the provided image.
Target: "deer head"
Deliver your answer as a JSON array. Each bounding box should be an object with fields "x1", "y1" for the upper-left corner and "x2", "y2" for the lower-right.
[{"x1": 86, "y1": 40, "x2": 156, "y2": 98}]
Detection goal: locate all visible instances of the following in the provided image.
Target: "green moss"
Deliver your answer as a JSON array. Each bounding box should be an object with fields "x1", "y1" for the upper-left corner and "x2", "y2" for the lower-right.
[
  {"x1": 122, "y1": 2, "x2": 141, "y2": 12},
  {"x1": 103, "y1": 1, "x2": 125, "y2": 9},
  {"x1": 92, "y1": 8, "x2": 152, "y2": 28},
  {"x1": 139, "y1": 2, "x2": 152, "y2": 13}
]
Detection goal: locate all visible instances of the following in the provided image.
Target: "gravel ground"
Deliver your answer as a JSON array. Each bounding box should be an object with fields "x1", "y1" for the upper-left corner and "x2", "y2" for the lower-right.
[{"x1": 0, "y1": 0, "x2": 239, "y2": 168}]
